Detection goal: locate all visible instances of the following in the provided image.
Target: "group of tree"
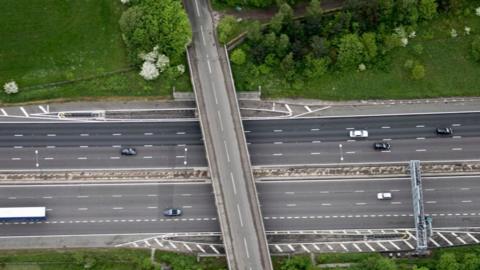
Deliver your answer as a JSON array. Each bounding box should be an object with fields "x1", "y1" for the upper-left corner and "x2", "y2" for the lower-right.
[
  {"x1": 118, "y1": 0, "x2": 191, "y2": 75},
  {"x1": 231, "y1": 0, "x2": 478, "y2": 89}
]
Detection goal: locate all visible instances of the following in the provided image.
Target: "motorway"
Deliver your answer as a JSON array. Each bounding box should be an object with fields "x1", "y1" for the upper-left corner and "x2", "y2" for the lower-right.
[
  {"x1": 1, "y1": 176, "x2": 479, "y2": 236},
  {"x1": 0, "y1": 113, "x2": 479, "y2": 170}
]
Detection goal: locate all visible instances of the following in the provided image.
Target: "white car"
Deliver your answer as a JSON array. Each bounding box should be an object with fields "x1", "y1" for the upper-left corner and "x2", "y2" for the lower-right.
[
  {"x1": 377, "y1": 192, "x2": 392, "y2": 200},
  {"x1": 349, "y1": 130, "x2": 368, "y2": 138}
]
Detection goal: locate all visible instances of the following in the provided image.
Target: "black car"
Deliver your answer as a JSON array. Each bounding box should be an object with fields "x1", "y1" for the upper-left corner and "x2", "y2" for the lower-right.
[
  {"x1": 436, "y1": 127, "x2": 453, "y2": 135},
  {"x1": 120, "y1": 147, "x2": 137, "y2": 156},
  {"x1": 373, "y1": 142, "x2": 391, "y2": 151},
  {"x1": 163, "y1": 208, "x2": 182, "y2": 217}
]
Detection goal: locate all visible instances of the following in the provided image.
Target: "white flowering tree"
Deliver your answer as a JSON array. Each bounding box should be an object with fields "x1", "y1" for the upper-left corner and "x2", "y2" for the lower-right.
[
  {"x1": 120, "y1": 0, "x2": 130, "y2": 4},
  {"x1": 358, "y1": 63, "x2": 366, "y2": 71},
  {"x1": 3, "y1": 81, "x2": 19, "y2": 94},
  {"x1": 139, "y1": 61, "x2": 159, "y2": 80},
  {"x1": 156, "y1": 54, "x2": 170, "y2": 72},
  {"x1": 176, "y1": 64, "x2": 185, "y2": 75},
  {"x1": 476, "y1": 7, "x2": 480, "y2": 16},
  {"x1": 465, "y1": 27, "x2": 471, "y2": 35},
  {"x1": 450, "y1": 29, "x2": 458, "y2": 38}
]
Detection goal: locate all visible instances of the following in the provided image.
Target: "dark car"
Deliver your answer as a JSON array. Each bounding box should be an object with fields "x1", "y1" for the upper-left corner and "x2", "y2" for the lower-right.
[
  {"x1": 436, "y1": 127, "x2": 453, "y2": 135},
  {"x1": 373, "y1": 142, "x2": 391, "y2": 151},
  {"x1": 163, "y1": 208, "x2": 182, "y2": 217},
  {"x1": 120, "y1": 147, "x2": 137, "y2": 156}
]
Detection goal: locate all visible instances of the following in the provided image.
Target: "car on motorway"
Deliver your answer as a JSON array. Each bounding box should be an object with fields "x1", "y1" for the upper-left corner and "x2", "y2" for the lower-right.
[
  {"x1": 377, "y1": 192, "x2": 392, "y2": 200},
  {"x1": 349, "y1": 130, "x2": 368, "y2": 138},
  {"x1": 163, "y1": 208, "x2": 182, "y2": 217},
  {"x1": 120, "y1": 147, "x2": 137, "y2": 156},
  {"x1": 436, "y1": 127, "x2": 453, "y2": 135},
  {"x1": 373, "y1": 142, "x2": 391, "y2": 151}
]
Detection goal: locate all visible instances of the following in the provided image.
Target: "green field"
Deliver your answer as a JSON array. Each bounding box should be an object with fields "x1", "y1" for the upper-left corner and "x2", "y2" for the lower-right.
[
  {"x1": 233, "y1": 15, "x2": 480, "y2": 100},
  {"x1": 0, "y1": 0, "x2": 190, "y2": 104}
]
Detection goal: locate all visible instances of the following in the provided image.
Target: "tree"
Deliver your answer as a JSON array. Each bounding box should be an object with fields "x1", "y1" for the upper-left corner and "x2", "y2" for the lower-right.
[
  {"x1": 303, "y1": 55, "x2": 329, "y2": 78},
  {"x1": 361, "y1": 32, "x2": 378, "y2": 62},
  {"x1": 356, "y1": 257, "x2": 397, "y2": 270},
  {"x1": 471, "y1": 36, "x2": 480, "y2": 62},
  {"x1": 218, "y1": 16, "x2": 237, "y2": 44},
  {"x1": 280, "y1": 256, "x2": 312, "y2": 270},
  {"x1": 247, "y1": 21, "x2": 263, "y2": 43},
  {"x1": 411, "y1": 63, "x2": 425, "y2": 80},
  {"x1": 306, "y1": 0, "x2": 323, "y2": 17},
  {"x1": 139, "y1": 61, "x2": 159, "y2": 80},
  {"x1": 231, "y1": 48, "x2": 247, "y2": 65},
  {"x1": 3, "y1": 81, "x2": 19, "y2": 94},
  {"x1": 419, "y1": 0, "x2": 438, "y2": 20},
  {"x1": 310, "y1": 36, "x2": 329, "y2": 57},
  {"x1": 337, "y1": 33, "x2": 365, "y2": 69},
  {"x1": 437, "y1": 253, "x2": 460, "y2": 270},
  {"x1": 276, "y1": 34, "x2": 291, "y2": 58},
  {"x1": 119, "y1": 0, "x2": 191, "y2": 63},
  {"x1": 280, "y1": 52, "x2": 296, "y2": 81}
]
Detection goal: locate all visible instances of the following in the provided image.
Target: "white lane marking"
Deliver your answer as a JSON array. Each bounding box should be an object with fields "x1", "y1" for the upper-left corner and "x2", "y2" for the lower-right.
[
  {"x1": 310, "y1": 128, "x2": 319, "y2": 131},
  {"x1": 312, "y1": 140, "x2": 321, "y2": 143},
  {"x1": 77, "y1": 196, "x2": 89, "y2": 198},
  {"x1": 44, "y1": 157, "x2": 54, "y2": 160},
  {"x1": 377, "y1": 242, "x2": 388, "y2": 251},
  {"x1": 13, "y1": 146, "x2": 23, "y2": 149},
  {"x1": 112, "y1": 195, "x2": 122, "y2": 198},
  {"x1": 346, "y1": 151, "x2": 356, "y2": 154},
  {"x1": 416, "y1": 137, "x2": 425, "y2": 140},
  {"x1": 224, "y1": 140, "x2": 230, "y2": 162},
  {"x1": 273, "y1": 129, "x2": 283, "y2": 132},
  {"x1": 176, "y1": 132, "x2": 186, "y2": 135},
  {"x1": 0, "y1": 108, "x2": 6, "y2": 116},
  {"x1": 243, "y1": 238, "x2": 250, "y2": 258},
  {"x1": 212, "y1": 84, "x2": 218, "y2": 104},
  {"x1": 8, "y1": 197, "x2": 16, "y2": 199},
  {"x1": 425, "y1": 188, "x2": 435, "y2": 191},
  {"x1": 147, "y1": 194, "x2": 157, "y2": 197},
  {"x1": 310, "y1": 152, "x2": 321, "y2": 155},
  {"x1": 80, "y1": 146, "x2": 88, "y2": 148},
  {"x1": 112, "y1": 145, "x2": 121, "y2": 148},
  {"x1": 110, "y1": 157, "x2": 120, "y2": 160},
  {"x1": 181, "y1": 194, "x2": 192, "y2": 197},
  {"x1": 355, "y1": 202, "x2": 367, "y2": 206},
  {"x1": 38, "y1": 105, "x2": 47, "y2": 113},
  {"x1": 437, "y1": 232, "x2": 453, "y2": 246},
  {"x1": 144, "y1": 145, "x2": 152, "y2": 147},
  {"x1": 467, "y1": 233, "x2": 479, "y2": 243},
  {"x1": 112, "y1": 133, "x2": 122, "y2": 136},
  {"x1": 416, "y1": 149, "x2": 427, "y2": 152},
  {"x1": 389, "y1": 241, "x2": 401, "y2": 250},
  {"x1": 236, "y1": 204, "x2": 244, "y2": 227},
  {"x1": 345, "y1": 127, "x2": 354, "y2": 130},
  {"x1": 286, "y1": 204, "x2": 296, "y2": 207},
  {"x1": 78, "y1": 208, "x2": 88, "y2": 211},
  {"x1": 285, "y1": 104, "x2": 292, "y2": 113},
  {"x1": 42, "y1": 196, "x2": 53, "y2": 199},
  {"x1": 382, "y1": 138, "x2": 392, "y2": 141},
  {"x1": 452, "y1": 135, "x2": 462, "y2": 139},
  {"x1": 452, "y1": 148, "x2": 463, "y2": 151},
  {"x1": 143, "y1": 156, "x2": 153, "y2": 159},
  {"x1": 194, "y1": 0, "x2": 200, "y2": 16},
  {"x1": 244, "y1": 130, "x2": 251, "y2": 133},
  {"x1": 426, "y1": 201, "x2": 437, "y2": 204},
  {"x1": 175, "y1": 155, "x2": 185, "y2": 158},
  {"x1": 353, "y1": 243, "x2": 362, "y2": 252},
  {"x1": 461, "y1": 200, "x2": 472, "y2": 203},
  {"x1": 304, "y1": 105, "x2": 312, "y2": 112},
  {"x1": 452, "y1": 124, "x2": 461, "y2": 127},
  {"x1": 274, "y1": 142, "x2": 283, "y2": 144},
  {"x1": 206, "y1": 59, "x2": 212, "y2": 74},
  {"x1": 14, "y1": 134, "x2": 23, "y2": 137},
  {"x1": 217, "y1": 110, "x2": 223, "y2": 131},
  {"x1": 77, "y1": 157, "x2": 87, "y2": 160},
  {"x1": 285, "y1": 192, "x2": 295, "y2": 195},
  {"x1": 200, "y1": 25, "x2": 206, "y2": 46},
  {"x1": 391, "y1": 202, "x2": 402, "y2": 205},
  {"x1": 20, "y1": 107, "x2": 29, "y2": 117},
  {"x1": 273, "y1": 153, "x2": 283, "y2": 156},
  {"x1": 381, "y1": 126, "x2": 390, "y2": 129},
  {"x1": 47, "y1": 134, "x2": 56, "y2": 137},
  {"x1": 80, "y1": 134, "x2": 89, "y2": 136},
  {"x1": 460, "y1": 187, "x2": 471, "y2": 191},
  {"x1": 364, "y1": 242, "x2": 375, "y2": 252},
  {"x1": 144, "y1": 133, "x2": 153, "y2": 136},
  {"x1": 113, "y1": 207, "x2": 124, "y2": 210},
  {"x1": 354, "y1": 190, "x2": 364, "y2": 193},
  {"x1": 347, "y1": 140, "x2": 356, "y2": 142},
  {"x1": 321, "y1": 203, "x2": 331, "y2": 206},
  {"x1": 230, "y1": 172, "x2": 236, "y2": 195},
  {"x1": 416, "y1": 125, "x2": 425, "y2": 128},
  {"x1": 46, "y1": 146, "x2": 55, "y2": 149},
  {"x1": 147, "y1": 206, "x2": 158, "y2": 209}
]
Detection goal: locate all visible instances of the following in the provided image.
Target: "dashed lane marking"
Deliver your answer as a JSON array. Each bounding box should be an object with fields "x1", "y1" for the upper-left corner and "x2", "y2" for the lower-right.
[
  {"x1": 13, "y1": 146, "x2": 23, "y2": 149},
  {"x1": 452, "y1": 136, "x2": 462, "y2": 139},
  {"x1": 416, "y1": 149, "x2": 427, "y2": 152},
  {"x1": 143, "y1": 156, "x2": 153, "y2": 159},
  {"x1": 77, "y1": 157, "x2": 87, "y2": 160},
  {"x1": 381, "y1": 126, "x2": 390, "y2": 129},
  {"x1": 80, "y1": 134, "x2": 89, "y2": 136},
  {"x1": 47, "y1": 134, "x2": 56, "y2": 137},
  {"x1": 310, "y1": 128, "x2": 319, "y2": 131},
  {"x1": 176, "y1": 132, "x2": 186, "y2": 135},
  {"x1": 310, "y1": 152, "x2": 321, "y2": 155},
  {"x1": 144, "y1": 133, "x2": 153, "y2": 136},
  {"x1": 44, "y1": 157, "x2": 54, "y2": 160},
  {"x1": 312, "y1": 140, "x2": 321, "y2": 143},
  {"x1": 273, "y1": 129, "x2": 283, "y2": 132},
  {"x1": 14, "y1": 134, "x2": 23, "y2": 137},
  {"x1": 80, "y1": 146, "x2": 88, "y2": 148},
  {"x1": 0, "y1": 108, "x2": 7, "y2": 116},
  {"x1": 416, "y1": 137, "x2": 425, "y2": 140},
  {"x1": 452, "y1": 148, "x2": 463, "y2": 151},
  {"x1": 452, "y1": 124, "x2": 461, "y2": 127},
  {"x1": 11, "y1": 158, "x2": 21, "y2": 161},
  {"x1": 273, "y1": 153, "x2": 283, "y2": 156},
  {"x1": 416, "y1": 125, "x2": 425, "y2": 128}
]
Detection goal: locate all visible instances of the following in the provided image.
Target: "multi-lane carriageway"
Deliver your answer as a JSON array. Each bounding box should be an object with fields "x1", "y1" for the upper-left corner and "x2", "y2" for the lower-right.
[
  {"x1": 0, "y1": 113, "x2": 478, "y2": 170},
  {"x1": 1, "y1": 176, "x2": 479, "y2": 237}
]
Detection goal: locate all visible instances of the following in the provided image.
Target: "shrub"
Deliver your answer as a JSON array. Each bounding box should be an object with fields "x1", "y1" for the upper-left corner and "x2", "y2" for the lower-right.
[
  {"x1": 337, "y1": 33, "x2": 365, "y2": 69},
  {"x1": 411, "y1": 63, "x2": 426, "y2": 79},
  {"x1": 218, "y1": 16, "x2": 237, "y2": 44},
  {"x1": 3, "y1": 81, "x2": 19, "y2": 94},
  {"x1": 404, "y1": 59, "x2": 415, "y2": 69},
  {"x1": 413, "y1": 44, "x2": 424, "y2": 55}
]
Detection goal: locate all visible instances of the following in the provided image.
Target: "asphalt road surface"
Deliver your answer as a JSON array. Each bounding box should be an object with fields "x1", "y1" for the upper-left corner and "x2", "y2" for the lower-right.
[
  {"x1": 1, "y1": 176, "x2": 479, "y2": 237},
  {"x1": 0, "y1": 113, "x2": 478, "y2": 170}
]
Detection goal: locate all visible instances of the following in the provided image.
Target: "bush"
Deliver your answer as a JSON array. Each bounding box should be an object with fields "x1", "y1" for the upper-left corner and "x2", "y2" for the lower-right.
[
  {"x1": 412, "y1": 63, "x2": 426, "y2": 79},
  {"x1": 413, "y1": 44, "x2": 424, "y2": 55},
  {"x1": 218, "y1": 16, "x2": 237, "y2": 44},
  {"x1": 337, "y1": 33, "x2": 365, "y2": 69}
]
